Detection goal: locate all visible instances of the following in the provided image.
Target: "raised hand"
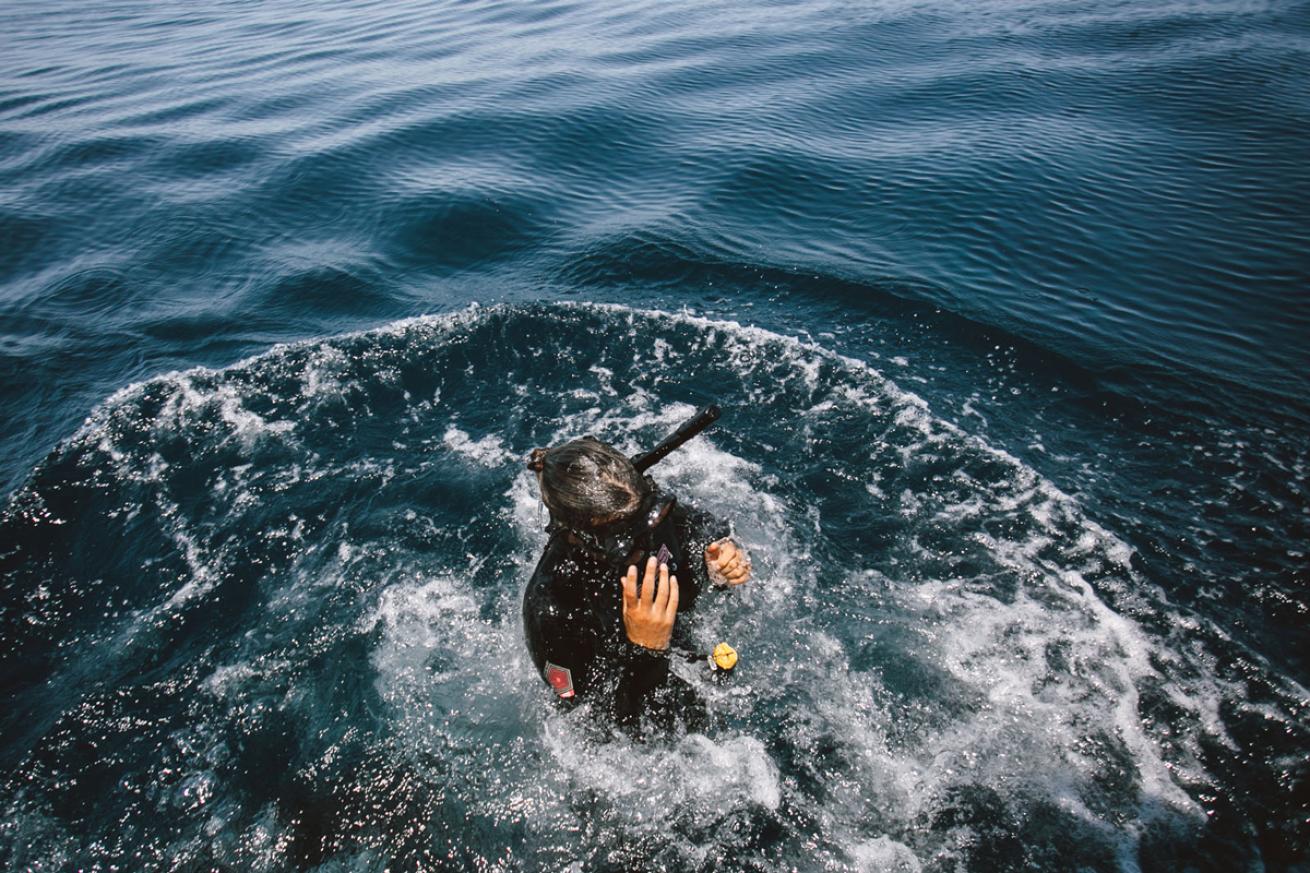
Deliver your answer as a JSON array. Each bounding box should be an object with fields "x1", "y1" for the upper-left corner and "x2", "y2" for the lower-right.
[
  {"x1": 706, "y1": 538, "x2": 750, "y2": 586},
  {"x1": 622, "y1": 556, "x2": 679, "y2": 650}
]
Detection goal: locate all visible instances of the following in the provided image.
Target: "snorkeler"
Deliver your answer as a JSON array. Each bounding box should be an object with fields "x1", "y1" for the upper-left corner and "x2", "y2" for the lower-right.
[{"x1": 521, "y1": 407, "x2": 750, "y2": 731}]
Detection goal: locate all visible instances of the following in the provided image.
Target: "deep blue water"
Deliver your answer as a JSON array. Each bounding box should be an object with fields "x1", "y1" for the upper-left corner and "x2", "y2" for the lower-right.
[{"x1": 2, "y1": 1, "x2": 1308, "y2": 870}]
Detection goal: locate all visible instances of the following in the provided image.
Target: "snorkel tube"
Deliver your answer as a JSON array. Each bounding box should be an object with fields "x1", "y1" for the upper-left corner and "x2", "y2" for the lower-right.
[{"x1": 631, "y1": 404, "x2": 721, "y2": 472}]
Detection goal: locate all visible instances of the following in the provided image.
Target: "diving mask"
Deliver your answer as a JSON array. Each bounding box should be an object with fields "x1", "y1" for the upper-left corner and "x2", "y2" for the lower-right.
[{"x1": 555, "y1": 490, "x2": 677, "y2": 567}]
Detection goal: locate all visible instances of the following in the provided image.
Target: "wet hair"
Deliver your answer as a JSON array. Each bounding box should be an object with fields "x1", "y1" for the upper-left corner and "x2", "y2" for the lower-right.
[{"x1": 527, "y1": 437, "x2": 649, "y2": 530}]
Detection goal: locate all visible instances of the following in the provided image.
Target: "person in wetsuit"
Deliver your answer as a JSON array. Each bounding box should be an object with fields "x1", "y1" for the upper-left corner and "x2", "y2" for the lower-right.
[{"x1": 521, "y1": 436, "x2": 750, "y2": 731}]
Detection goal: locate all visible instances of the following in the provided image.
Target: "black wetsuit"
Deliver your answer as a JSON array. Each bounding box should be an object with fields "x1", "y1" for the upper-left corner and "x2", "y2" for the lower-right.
[{"x1": 522, "y1": 497, "x2": 728, "y2": 731}]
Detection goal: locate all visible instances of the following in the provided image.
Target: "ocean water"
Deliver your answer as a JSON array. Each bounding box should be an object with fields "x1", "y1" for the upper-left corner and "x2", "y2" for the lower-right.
[{"x1": 1, "y1": 1, "x2": 1308, "y2": 870}]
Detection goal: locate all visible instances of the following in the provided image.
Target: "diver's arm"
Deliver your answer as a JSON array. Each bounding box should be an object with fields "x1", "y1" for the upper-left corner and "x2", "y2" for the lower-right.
[
  {"x1": 522, "y1": 562, "x2": 596, "y2": 706},
  {"x1": 674, "y1": 504, "x2": 750, "y2": 589},
  {"x1": 523, "y1": 558, "x2": 675, "y2": 716},
  {"x1": 613, "y1": 642, "x2": 672, "y2": 724},
  {"x1": 524, "y1": 608, "x2": 591, "y2": 706},
  {"x1": 613, "y1": 557, "x2": 678, "y2": 724},
  {"x1": 672, "y1": 504, "x2": 726, "y2": 597}
]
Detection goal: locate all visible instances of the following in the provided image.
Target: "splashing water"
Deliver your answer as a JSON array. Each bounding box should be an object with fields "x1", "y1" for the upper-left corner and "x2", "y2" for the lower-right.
[{"x1": 0, "y1": 304, "x2": 1303, "y2": 871}]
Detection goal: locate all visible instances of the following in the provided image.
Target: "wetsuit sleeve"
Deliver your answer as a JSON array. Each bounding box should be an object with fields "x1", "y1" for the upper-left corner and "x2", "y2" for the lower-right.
[
  {"x1": 522, "y1": 559, "x2": 673, "y2": 720},
  {"x1": 526, "y1": 592, "x2": 599, "y2": 707},
  {"x1": 612, "y1": 642, "x2": 672, "y2": 726},
  {"x1": 523, "y1": 538, "x2": 704, "y2": 731},
  {"x1": 528, "y1": 605, "x2": 678, "y2": 727}
]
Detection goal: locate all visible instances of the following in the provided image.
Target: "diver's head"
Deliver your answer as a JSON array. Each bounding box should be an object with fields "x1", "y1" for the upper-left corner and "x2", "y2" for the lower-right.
[
  {"x1": 527, "y1": 436, "x2": 648, "y2": 530},
  {"x1": 527, "y1": 436, "x2": 673, "y2": 564}
]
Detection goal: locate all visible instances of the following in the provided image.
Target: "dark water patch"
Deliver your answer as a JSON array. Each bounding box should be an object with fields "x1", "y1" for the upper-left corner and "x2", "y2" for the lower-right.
[
  {"x1": 145, "y1": 137, "x2": 269, "y2": 195},
  {"x1": 35, "y1": 268, "x2": 139, "y2": 322},
  {"x1": 0, "y1": 211, "x2": 65, "y2": 282},
  {"x1": 112, "y1": 95, "x2": 235, "y2": 129},
  {"x1": 113, "y1": 215, "x2": 257, "y2": 311},
  {"x1": 138, "y1": 309, "x2": 253, "y2": 346},
  {"x1": 36, "y1": 132, "x2": 169, "y2": 176},
  {"x1": 247, "y1": 265, "x2": 400, "y2": 323},
  {"x1": 383, "y1": 191, "x2": 550, "y2": 274},
  {"x1": 0, "y1": 91, "x2": 99, "y2": 122},
  {"x1": 555, "y1": 236, "x2": 1144, "y2": 405},
  {"x1": 0, "y1": 93, "x2": 49, "y2": 118}
]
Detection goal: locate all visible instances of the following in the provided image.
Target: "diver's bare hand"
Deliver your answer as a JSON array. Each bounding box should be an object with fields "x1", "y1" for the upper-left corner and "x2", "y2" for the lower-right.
[
  {"x1": 706, "y1": 538, "x2": 750, "y2": 586},
  {"x1": 622, "y1": 556, "x2": 678, "y2": 650}
]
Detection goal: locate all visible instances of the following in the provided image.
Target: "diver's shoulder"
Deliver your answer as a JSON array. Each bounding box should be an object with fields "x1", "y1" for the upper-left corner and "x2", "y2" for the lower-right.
[{"x1": 525, "y1": 536, "x2": 582, "y2": 594}]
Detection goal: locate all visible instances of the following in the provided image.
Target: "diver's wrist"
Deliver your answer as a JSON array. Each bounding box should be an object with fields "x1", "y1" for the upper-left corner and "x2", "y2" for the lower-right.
[{"x1": 624, "y1": 638, "x2": 670, "y2": 658}]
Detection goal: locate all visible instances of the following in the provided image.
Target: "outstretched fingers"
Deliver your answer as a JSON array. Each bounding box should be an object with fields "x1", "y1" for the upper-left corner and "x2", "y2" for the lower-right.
[
  {"x1": 654, "y1": 561, "x2": 670, "y2": 611},
  {"x1": 640, "y1": 555, "x2": 658, "y2": 604},
  {"x1": 622, "y1": 556, "x2": 678, "y2": 651},
  {"x1": 622, "y1": 564, "x2": 638, "y2": 611}
]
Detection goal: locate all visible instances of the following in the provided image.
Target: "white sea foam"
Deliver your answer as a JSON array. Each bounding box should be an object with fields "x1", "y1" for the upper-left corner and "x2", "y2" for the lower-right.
[
  {"x1": 442, "y1": 425, "x2": 514, "y2": 467},
  {"x1": 159, "y1": 375, "x2": 296, "y2": 451},
  {"x1": 848, "y1": 837, "x2": 922, "y2": 873},
  {"x1": 23, "y1": 300, "x2": 1282, "y2": 869}
]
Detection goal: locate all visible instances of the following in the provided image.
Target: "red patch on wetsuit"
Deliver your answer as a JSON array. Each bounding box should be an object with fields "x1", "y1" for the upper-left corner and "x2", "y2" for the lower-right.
[{"x1": 545, "y1": 662, "x2": 575, "y2": 698}]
